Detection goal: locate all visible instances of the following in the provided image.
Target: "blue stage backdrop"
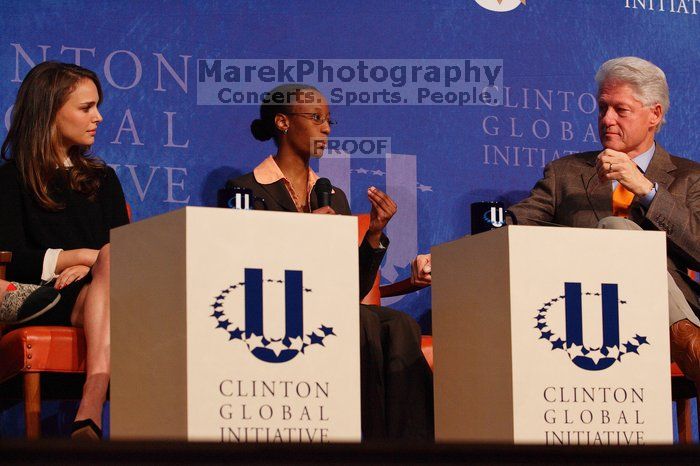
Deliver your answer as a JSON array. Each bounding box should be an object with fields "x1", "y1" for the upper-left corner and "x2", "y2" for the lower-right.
[{"x1": 1, "y1": 0, "x2": 699, "y2": 330}]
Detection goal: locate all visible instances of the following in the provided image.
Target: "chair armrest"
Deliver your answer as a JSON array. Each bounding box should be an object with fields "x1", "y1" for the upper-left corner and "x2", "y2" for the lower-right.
[
  {"x1": 0, "y1": 326, "x2": 87, "y2": 382},
  {"x1": 354, "y1": 212, "x2": 430, "y2": 301},
  {"x1": 379, "y1": 277, "x2": 428, "y2": 298}
]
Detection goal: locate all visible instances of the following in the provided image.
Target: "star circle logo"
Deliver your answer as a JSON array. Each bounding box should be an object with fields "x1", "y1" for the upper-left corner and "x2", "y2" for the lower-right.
[
  {"x1": 475, "y1": 0, "x2": 526, "y2": 12},
  {"x1": 209, "y1": 269, "x2": 336, "y2": 363},
  {"x1": 534, "y1": 283, "x2": 650, "y2": 371}
]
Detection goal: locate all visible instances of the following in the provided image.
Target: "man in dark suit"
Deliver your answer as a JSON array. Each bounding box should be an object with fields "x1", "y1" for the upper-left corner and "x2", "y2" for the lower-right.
[
  {"x1": 412, "y1": 56, "x2": 700, "y2": 387},
  {"x1": 509, "y1": 57, "x2": 700, "y2": 387}
]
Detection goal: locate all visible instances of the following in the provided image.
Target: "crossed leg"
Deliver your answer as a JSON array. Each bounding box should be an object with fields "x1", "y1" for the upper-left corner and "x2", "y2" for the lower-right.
[
  {"x1": 70, "y1": 244, "x2": 111, "y2": 431},
  {"x1": 597, "y1": 217, "x2": 700, "y2": 389}
]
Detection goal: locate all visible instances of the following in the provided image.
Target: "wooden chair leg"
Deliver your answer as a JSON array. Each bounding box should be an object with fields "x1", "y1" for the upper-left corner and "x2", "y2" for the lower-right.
[
  {"x1": 23, "y1": 372, "x2": 41, "y2": 439},
  {"x1": 677, "y1": 398, "x2": 693, "y2": 444}
]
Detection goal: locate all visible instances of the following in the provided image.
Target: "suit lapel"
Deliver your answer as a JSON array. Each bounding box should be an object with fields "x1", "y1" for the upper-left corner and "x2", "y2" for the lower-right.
[
  {"x1": 581, "y1": 153, "x2": 612, "y2": 221},
  {"x1": 258, "y1": 180, "x2": 298, "y2": 212},
  {"x1": 643, "y1": 144, "x2": 675, "y2": 190}
]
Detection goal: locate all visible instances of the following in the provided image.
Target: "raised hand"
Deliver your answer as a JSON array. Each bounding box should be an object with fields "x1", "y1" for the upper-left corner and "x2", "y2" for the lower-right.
[
  {"x1": 595, "y1": 149, "x2": 654, "y2": 196},
  {"x1": 367, "y1": 186, "x2": 397, "y2": 234},
  {"x1": 366, "y1": 186, "x2": 397, "y2": 248}
]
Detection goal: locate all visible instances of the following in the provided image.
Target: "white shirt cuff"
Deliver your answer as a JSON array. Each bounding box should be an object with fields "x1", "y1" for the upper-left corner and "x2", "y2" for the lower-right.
[
  {"x1": 639, "y1": 182, "x2": 658, "y2": 209},
  {"x1": 41, "y1": 248, "x2": 63, "y2": 282}
]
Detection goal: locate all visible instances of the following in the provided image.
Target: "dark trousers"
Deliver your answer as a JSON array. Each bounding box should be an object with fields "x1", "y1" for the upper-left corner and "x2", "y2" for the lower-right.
[{"x1": 360, "y1": 304, "x2": 434, "y2": 442}]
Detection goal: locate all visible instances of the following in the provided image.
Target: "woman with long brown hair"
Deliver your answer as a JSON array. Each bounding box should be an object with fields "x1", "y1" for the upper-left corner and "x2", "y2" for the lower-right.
[{"x1": 0, "y1": 61, "x2": 129, "y2": 439}]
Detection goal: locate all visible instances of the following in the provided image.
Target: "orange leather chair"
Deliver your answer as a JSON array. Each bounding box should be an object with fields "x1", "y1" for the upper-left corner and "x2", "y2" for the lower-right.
[
  {"x1": 674, "y1": 269, "x2": 700, "y2": 444},
  {"x1": 0, "y1": 253, "x2": 87, "y2": 439},
  {"x1": 0, "y1": 204, "x2": 132, "y2": 439}
]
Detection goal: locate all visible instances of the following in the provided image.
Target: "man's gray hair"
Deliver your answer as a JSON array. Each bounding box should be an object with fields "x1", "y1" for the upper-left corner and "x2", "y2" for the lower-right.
[{"x1": 595, "y1": 56, "x2": 669, "y2": 131}]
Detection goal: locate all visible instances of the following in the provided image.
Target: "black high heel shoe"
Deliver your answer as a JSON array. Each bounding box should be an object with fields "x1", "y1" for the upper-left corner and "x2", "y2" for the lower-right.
[{"x1": 71, "y1": 418, "x2": 102, "y2": 440}]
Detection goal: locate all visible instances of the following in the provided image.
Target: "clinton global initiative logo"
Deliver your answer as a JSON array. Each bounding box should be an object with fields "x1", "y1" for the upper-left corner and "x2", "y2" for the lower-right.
[
  {"x1": 209, "y1": 268, "x2": 335, "y2": 363},
  {"x1": 534, "y1": 282, "x2": 650, "y2": 371},
  {"x1": 475, "y1": 0, "x2": 526, "y2": 12},
  {"x1": 483, "y1": 206, "x2": 506, "y2": 227}
]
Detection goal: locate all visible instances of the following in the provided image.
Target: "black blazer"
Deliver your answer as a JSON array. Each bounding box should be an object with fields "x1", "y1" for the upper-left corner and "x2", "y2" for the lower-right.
[{"x1": 228, "y1": 172, "x2": 388, "y2": 299}]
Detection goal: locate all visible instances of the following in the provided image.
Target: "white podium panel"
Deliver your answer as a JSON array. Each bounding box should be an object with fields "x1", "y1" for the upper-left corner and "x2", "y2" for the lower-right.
[
  {"x1": 111, "y1": 207, "x2": 361, "y2": 442},
  {"x1": 432, "y1": 226, "x2": 672, "y2": 445}
]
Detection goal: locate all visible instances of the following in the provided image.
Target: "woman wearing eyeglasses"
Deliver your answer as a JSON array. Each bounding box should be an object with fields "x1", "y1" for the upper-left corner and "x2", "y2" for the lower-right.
[{"x1": 227, "y1": 84, "x2": 433, "y2": 441}]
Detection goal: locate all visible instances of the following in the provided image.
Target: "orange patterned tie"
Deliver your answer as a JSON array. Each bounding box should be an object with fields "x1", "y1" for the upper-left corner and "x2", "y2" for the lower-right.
[{"x1": 612, "y1": 183, "x2": 635, "y2": 218}]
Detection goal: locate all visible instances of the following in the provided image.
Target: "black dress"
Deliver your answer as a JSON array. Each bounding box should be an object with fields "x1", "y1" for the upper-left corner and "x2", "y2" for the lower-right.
[
  {"x1": 0, "y1": 160, "x2": 129, "y2": 325},
  {"x1": 229, "y1": 171, "x2": 434, "y2": 441}
]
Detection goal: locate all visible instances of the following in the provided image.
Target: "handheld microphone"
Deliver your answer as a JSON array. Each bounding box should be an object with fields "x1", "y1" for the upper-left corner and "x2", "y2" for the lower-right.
[{"x1": 315, "y1": 178, "x2": 333, "y2": 208}]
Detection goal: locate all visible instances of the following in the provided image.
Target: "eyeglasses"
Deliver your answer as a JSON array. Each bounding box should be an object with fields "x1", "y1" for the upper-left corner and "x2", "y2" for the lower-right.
[{"x1": 285, "y1": 112, "x2": 337, "y2": 126}]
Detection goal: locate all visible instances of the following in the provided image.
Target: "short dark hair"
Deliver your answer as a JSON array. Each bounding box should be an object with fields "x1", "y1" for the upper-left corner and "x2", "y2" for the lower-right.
[{"x1": 250, "y1": 83, "x2": 321, "y2": 144}]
